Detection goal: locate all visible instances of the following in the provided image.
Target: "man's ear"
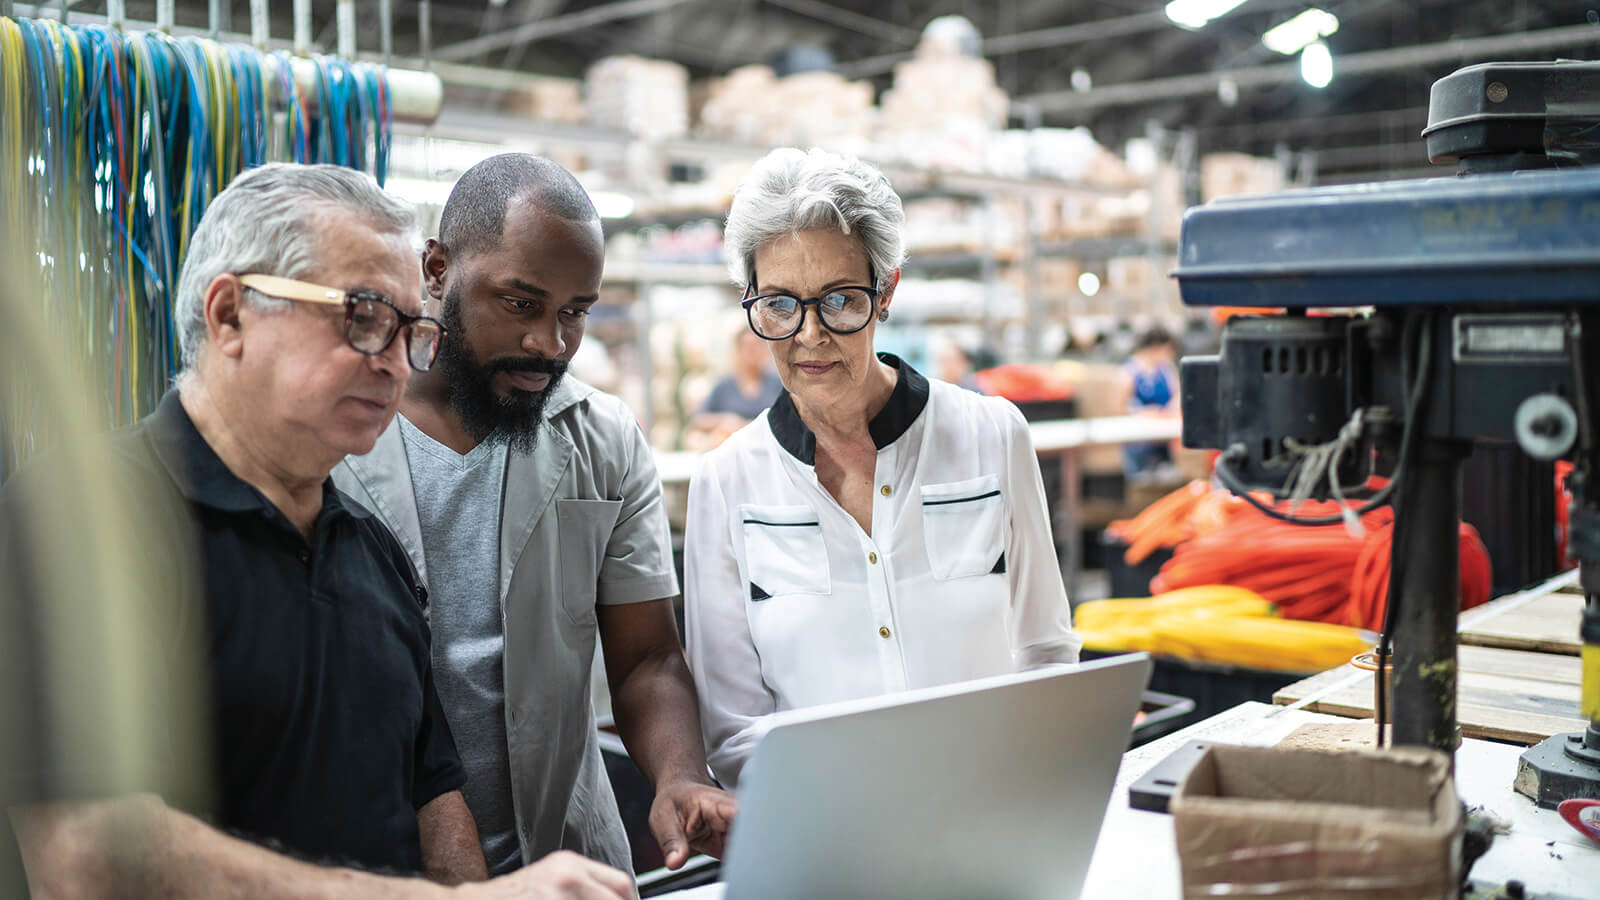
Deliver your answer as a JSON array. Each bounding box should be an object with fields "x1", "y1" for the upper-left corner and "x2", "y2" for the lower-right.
[
  {"x1": 422, "y1": 239, "x2": 450, "y2": 301},
  {"x1": 204, "y1": 275, "x2": 247, "y2": 361}
]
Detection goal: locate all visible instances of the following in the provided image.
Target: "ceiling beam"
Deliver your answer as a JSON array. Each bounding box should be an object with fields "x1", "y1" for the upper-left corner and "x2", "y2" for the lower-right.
[
  {"x1": 431, "y1": 0, "x2": 697, "y2": 62},
  {"x1": 762, "y1": 0, "x2": 918, "y2": 46},
  {"x1": 837, "y1": 0, "x2": 1312, "y2": 80},
  {"x1": 1194, "y1": 105, "x2": 1432, "y2": 143},
  {"x1": 1017, "y1": 22, "x2": 1600, "y2": 114},
  {"x1": 499, "y1": 0, "x2": 570, "y2": 70}
]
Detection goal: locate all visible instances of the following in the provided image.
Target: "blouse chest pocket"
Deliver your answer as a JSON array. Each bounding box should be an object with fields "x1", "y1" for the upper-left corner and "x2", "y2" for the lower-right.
[
  {"x1": 739, "y1": 504, "x2": 831, "y2": 600},
  {"x1": 920, "y1": 474, "x2": 1007, "y2": 581}
]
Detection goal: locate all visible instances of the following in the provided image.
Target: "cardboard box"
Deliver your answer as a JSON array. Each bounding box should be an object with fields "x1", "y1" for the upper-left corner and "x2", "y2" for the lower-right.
[
  {"x1": 1170, "y1": 745, "x2": 1462, "y2": 900},
  {"x1": 1201, "y1": 152, "x2": 1287, "y2": 202}
]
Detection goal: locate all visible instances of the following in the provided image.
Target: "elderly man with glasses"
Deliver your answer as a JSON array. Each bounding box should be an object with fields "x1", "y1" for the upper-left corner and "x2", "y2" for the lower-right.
[{"x1": 7, "y1": 164, "x2": 634, "y2": 899}]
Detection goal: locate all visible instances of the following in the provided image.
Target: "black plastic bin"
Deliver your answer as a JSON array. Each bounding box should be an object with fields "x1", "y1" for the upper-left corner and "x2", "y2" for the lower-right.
[
  {"x1": 1083, "y1": 649, "x2": 1304, "y2": 729},
  {"x1": 1101, "y1": 533, "x2": 1175, "y2": 598}
]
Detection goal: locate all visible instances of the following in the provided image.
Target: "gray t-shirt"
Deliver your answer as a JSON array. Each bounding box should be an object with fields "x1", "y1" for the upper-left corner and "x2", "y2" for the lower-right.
[{"x1": 399, "y1": 416, "x2": 521, "y2": 875}]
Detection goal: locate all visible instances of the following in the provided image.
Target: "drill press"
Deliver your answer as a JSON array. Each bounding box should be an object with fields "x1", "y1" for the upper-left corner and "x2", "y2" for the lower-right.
[{"x1": 1176, "y1": 61, "x2": 1600, "y2": 805}]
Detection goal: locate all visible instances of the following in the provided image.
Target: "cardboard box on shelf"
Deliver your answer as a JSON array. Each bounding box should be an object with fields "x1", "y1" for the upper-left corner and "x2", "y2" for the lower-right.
[
  {"x1": 1106, "y1": 256, "x2": 1181, "y2": 304},
  {"x1": 1201, "y1": 152, "x2": 1287, "y2": 202},
  {"x1": 1171, "y1": 745, "x2": 1461, "y2": 900},
  {"x1": 1059, "y1": 361, "x2": 1128, "y2": 476},
  {"x1": 586, "y1": 56, "x2": 689, "y2": 140},
  {"x1": 695, "y1": 66, "x2": 876, "y2": 147},
  {"x1": 502, "y1": 76, "x2": 585, "y2": 124}
]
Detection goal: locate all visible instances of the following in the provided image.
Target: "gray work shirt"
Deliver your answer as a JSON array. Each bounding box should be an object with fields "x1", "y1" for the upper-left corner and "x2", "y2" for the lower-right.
[{"x1": 334, "y1": 377, "x2": 679, "y2": 872}]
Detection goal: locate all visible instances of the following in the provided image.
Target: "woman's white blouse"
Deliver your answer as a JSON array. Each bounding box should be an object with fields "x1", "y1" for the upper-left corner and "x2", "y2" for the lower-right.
[{"x1": 683, "y1": 356, "x2": 1081, "y2": 787}]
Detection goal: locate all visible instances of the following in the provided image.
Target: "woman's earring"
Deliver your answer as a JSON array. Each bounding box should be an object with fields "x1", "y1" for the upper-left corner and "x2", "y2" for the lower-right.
[{"x1": 878, "y1": 309, "x2": 890, "y2": 323}]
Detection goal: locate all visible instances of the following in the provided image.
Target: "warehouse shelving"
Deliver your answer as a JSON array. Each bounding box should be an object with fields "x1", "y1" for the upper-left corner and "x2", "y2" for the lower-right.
[{"x1": 383, "y1": 105, "x2": 1204, "y2": 449}]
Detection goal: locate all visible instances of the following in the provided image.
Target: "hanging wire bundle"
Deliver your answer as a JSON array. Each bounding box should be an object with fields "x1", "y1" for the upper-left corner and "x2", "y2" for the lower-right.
[{"x1": 0, "y1": 16, "x2": 393, "y2": 475}]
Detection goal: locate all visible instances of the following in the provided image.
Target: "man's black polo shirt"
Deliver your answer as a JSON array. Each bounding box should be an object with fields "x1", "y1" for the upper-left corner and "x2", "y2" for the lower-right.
[{"x1": 120, "y1": 392, "x2": 464, "y2": 873}]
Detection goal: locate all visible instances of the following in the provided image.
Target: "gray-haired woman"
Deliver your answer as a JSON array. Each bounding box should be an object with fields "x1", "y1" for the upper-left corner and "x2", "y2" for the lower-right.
[{"x1": 682, "y1": 148, "x2": 1081, "y2": 788}]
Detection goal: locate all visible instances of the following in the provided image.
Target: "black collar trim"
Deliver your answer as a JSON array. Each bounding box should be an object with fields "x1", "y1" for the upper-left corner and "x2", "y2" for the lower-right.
[
  {"x1": 146, "y1": 390, "x2": 368, "y2": 519},
  {"x1": 767, "y1": 353, "x2": 930, "y2": 465}
]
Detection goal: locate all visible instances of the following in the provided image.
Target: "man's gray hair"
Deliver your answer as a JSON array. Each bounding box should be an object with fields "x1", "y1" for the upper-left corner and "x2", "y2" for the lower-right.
[
  {"x1": 723, "y1": 148, "x2": 906, "y2": 294},
  {"x1": 173, "y1": 163, "x2": 418, "y2": 371}
]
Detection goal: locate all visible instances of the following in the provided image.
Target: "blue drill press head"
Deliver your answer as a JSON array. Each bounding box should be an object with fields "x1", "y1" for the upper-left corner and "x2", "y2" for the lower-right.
[{"x1": 1175, "y1": 61, "x2": 1600, "y2": 495}]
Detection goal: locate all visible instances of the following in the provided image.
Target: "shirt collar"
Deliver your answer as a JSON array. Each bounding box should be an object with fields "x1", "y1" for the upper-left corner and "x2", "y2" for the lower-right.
[
  {"x1": 767, "y1": 353, "x2": 930, "y2": 466},
  {"x1": 146, "y1": 390, "x2": 370, "y2": 519}
]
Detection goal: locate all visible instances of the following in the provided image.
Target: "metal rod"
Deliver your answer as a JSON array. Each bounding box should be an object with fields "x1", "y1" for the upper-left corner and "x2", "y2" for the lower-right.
[
  {"x1": 433, "y1": 0, "x2": 694, "y2": 63},
  {"x1": 56, "y1": 0, "x2": 65, "y2": 25},
  {"x1": 380, "y1": 0, "x2": 393, "y2": 68},
  {"x1": 336, "y1": 0, "x2": 355, "y2": 58},
  {"x1": 294, "y1": 0, "x2": 311, "y2": 55},
  {"x1": 762, "y1": 0, "x2": 915, "y2": 46},
  {"x1": 155, "y1": 0, "x2": 172, "y2": 33},
  {"x1": 1391, "y1": 437, "x2": 1468, "y2": 753},
  {"x1": 208, "y1": 0, "x2": 222, "y2": 39},
  {"x1": 250, "y1": 0, "x2": 268, "y2": 49},
  {"x1": 419, "y1": 0, "x2": 432, "y2": 69}
]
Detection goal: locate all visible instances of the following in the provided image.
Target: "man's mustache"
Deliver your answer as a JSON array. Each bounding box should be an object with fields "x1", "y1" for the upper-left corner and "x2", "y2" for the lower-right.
[{"x1": 483, "y1": 356, "x2": 568, "y2": 376}]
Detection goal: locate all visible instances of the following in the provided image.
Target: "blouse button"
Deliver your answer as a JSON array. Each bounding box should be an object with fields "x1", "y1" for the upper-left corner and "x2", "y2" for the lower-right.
[
  {"x1": 868, "y1": 552, "x2": 878, "y2": 564},
  {"x1": 879, "y1": 626, "x2": 891, "y2": 639},
  {"x1": 880, "y1": 485, "x2": 892, "y2": 497}
]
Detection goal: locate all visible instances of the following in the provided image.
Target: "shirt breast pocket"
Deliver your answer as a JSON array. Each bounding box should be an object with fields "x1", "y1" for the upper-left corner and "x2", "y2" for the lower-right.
[
  {"x1": 739, "y1": 504, "x2": 831, "y2": 600},
  {"x1": 556, "y1": 498, "x2": 622, "y2": 625},
  {"x1": 920, "y1": 474, "x2": 1007, "y2": 581}
]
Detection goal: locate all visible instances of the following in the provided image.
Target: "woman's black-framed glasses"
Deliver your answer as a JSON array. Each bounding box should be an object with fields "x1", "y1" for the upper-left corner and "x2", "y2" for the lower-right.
[
  {"x1": 741, "y1": 285, "x2": 879, "y2": 341},
  {"x1": 237, "y1": 274, "x2": 447, "y2": 372}
]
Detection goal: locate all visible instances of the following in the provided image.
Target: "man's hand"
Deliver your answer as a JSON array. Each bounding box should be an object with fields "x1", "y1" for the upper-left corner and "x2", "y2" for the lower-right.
[
  {"x1": 461, "y1": 851, "x2": 636, "y2": 899},
  {"x1": 648, "y1": 779, "x2": 738, "y2": 870}
]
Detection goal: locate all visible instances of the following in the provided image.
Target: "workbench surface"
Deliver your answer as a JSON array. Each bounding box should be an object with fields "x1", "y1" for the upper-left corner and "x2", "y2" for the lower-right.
[{"x1": 1085, "y1": 701, "x2": 1600, "y2": 898}]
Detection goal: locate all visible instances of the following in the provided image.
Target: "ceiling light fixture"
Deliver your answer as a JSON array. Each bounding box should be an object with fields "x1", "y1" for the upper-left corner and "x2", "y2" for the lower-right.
[
  {"x1": 1301, "y1": 41, "x2": 1333, "y2": 88},
  {"x1": 1165, "y1": 0, "x2": 1250, "y2": 30},
  {"x1": 1262, "y1": 8, "x2": 1340, "y2": 55}
]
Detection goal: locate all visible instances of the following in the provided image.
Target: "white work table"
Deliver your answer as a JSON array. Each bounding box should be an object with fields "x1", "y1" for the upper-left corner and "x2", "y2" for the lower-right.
[{"x1": 664, "y1": 701, "x2": 1599, "y2": 899}]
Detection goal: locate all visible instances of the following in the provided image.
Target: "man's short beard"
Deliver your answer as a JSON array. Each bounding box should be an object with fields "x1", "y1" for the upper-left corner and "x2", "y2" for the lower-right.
[{"x1": 436, "y1": 288, "x2": 568, "y2": 454}]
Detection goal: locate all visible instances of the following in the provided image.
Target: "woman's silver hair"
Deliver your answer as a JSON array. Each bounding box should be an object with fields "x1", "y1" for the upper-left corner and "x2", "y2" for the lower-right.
[
  {"x1": 723, "y1": 148, "x2": 906, "y2": 294},
  {"x1": 173, "y1": 163, "x2": 418, "y2": 372}
]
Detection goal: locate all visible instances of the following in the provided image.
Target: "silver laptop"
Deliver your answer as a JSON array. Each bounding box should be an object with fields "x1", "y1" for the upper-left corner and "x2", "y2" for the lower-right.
[{"x1": 716, "y1": 653, "x2": 1153, "y2": 900}]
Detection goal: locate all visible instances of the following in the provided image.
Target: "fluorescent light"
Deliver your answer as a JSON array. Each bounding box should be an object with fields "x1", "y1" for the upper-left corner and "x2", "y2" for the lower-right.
[
  {"x1": 1079, "y1": 272, "x2": 1101, "y2": 297},
  {"x1": 590, "y1": 191, "x2": 636, "y2": 220},
  {"x1": 383, "y1": 176, "x2": 455, "y2": 207},
  {"x1": 1218, "y1": 77, "x2": 1240, "y2": 107},
  {"x1": 1262, "y1": 9, "x2": 1339, "y2": 55},
  {"x1": 1165, "y1": 0, "x2": 1250, "y2": 30},
  {"x1": 1301, "y1": 41, "x2": 1333, "y2": 88}
]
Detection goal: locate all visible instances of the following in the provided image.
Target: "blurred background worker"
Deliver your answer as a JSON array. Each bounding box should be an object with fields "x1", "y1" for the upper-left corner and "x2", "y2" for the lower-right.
[
  {"x1": 689, "y1": 328, "x2": 785, "y2": 448},
  {"x1": 1116, "y1": 325, "x2": 1181, "y2": 481}
]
